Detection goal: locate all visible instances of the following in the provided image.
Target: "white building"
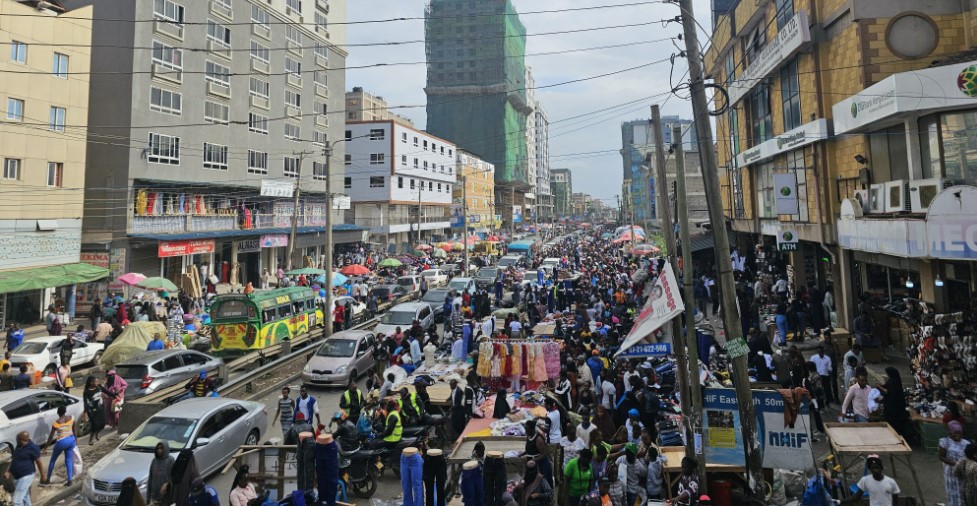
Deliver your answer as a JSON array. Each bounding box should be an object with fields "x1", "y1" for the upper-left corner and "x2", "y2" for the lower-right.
[
  {"x1": 534, "y1": 101, "x2": 552, "y2": 221},
  {"x1": 525, "y1": 68, "x2": 537, "y2": 220},
  {"x1": 345, "y1": 121, "x2": 455, "y2": 248}
]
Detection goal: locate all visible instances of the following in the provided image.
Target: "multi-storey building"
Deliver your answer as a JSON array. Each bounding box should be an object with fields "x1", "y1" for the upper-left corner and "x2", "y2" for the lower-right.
[
  {"x1": 620, "y1": 119, "x2": 656, "y2": 227},
  {"x1": 344, "y1": 121, "x2": 455, "y2": 247},
  {"x1": 79, "y1": 0, "x2": 355, "y2": 288},
  {"x1": 551, "y1": 168, "x2": 573, "y2": 218},
  {"x1": 534, "y1": 102, "x2": 553, "y2": 222},
  {"x1": 706, "y1": 0, "x2": 977, "y2": 326},
  {"x1": 454, "y1": 151, "x2": 497, "y2": 232},
  {"x1": 345, "y1": 86, "x2": 414, "y2": 127},
  {"x1": 0, "y1": 0, "x2": 97, "y2": 327}
]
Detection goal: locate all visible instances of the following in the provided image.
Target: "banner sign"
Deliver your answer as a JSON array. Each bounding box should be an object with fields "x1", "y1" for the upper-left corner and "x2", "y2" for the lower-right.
[
  {"x1": 238, "y1": 240, "x2": 260, "y2": 254},
  {"x1": 703, "y1": 388, "x2": 813, "y2": 468},
  {"x1": 616, "y1": 342, "x2": 672, "y2": 358},
  {"x1": 774, "y1": 172, "x2": 799, "y2": 215},
  {"x1": 261, "y1": 234, "x2": 288, "y2": 248},
  {"x1": 728, "y1": 11, "x2": 811, "y2": 105},
  {"x1": 616, "y1": 263, "x2": 684, "y2": 355},
  {"x1": 158, "y1": 240, "x2": 215, "y2": 258},
  {"x1": 513, "y1": 205, "x2": 523, "y2": 224},
  {"x1": 261, "y1": 180, "x2": 295, "y2": 197},
  {"x1": 777, "y1": 230, "x2": 799, "y2": 251}
]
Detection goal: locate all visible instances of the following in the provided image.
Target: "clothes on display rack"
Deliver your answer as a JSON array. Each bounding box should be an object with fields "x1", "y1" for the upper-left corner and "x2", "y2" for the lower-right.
[
  {"x1": 423, "y1": 450, "x2": 447, "y2": 506},
  {"x1": 483, "y1": 454, "x2": 506, "y2": 506},
  {"x1": 475, "y1": 341, "x2": 562, "y2": 382},
  {"x1": 460, "y1": 461, "x2": 484, "y2": 506},
  {"x1": 295, "y1": 433, "x2": 316, "y2": 492},
  {"x1": 402, "y1": 449, "x2": 425, "y2": 506},
  {"x1": 314, "y1": 434, "x2": 339, "y2": 506}
]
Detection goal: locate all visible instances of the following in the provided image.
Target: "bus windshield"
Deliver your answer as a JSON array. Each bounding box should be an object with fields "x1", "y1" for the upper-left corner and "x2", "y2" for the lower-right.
[{"x1": 214, "y1": 299, "x2": 250, "y2": 319}]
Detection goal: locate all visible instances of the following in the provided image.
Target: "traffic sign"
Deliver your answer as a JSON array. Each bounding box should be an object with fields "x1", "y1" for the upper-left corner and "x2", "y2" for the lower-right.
[{"x1": 617, "y1": 342, "x2": 672, "y2": 358}]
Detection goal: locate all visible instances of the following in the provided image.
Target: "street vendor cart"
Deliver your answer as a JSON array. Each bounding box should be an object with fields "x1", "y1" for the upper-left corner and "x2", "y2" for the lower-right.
[{"x1": 824, "y1": 422, "x2": 924, "y2": 502}]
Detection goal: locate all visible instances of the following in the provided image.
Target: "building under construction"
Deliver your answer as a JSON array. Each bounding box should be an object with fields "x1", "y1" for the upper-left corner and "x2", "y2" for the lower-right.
[{"x1": 425, "y1": 0, "x2": 533, "y2": 229}]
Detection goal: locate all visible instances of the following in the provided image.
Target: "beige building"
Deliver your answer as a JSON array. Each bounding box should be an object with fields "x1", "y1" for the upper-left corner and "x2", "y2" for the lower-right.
[
  {"x1": 0, "y1": 0, "x2": 102, "y2": 327},
  {"x1": 455, "y1": 150, "x2": 497, "y2": 230},
  {"x1": 346, "y1": 86, "x2": 414, "y2": 126}
]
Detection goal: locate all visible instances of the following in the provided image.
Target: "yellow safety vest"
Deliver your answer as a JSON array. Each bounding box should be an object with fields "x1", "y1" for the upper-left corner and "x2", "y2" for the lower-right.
[
  {"x1": 384, "y1": 410, "x2": 403, "y2": 443},
  {"x1": 398, "y1": 394, "x2": 421, "y2": 417},
  {"x1": 343, "y1": 389, "x2": 362, "y2": 408}
]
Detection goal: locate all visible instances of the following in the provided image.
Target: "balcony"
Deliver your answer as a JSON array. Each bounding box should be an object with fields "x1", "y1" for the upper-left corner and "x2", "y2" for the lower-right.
[
  {"x1": 250, "y1": 95, "x2": 270, "y2": 110},
  {"x1": 315, "y1": 84, "x2": 328, "y2": 99},
  {"x1": 207, "y1": 81, "x2": 231, "y2": 99},
  {"x1": 316, "y1": 54, "x2": 328, "y2": 68},
  {"x1": 151, "y1": 63, "x2": 182, "y2": 84},
  {"x1": 287, "y1": 41, "x2": 303, "y2": 56},
  {"x1": 287, "y1": 73, "x2": 303, "y2": 88},
  {"x1": 354, "y1": 216, "x2": 451, "y2": 234},
  {"x1": 209, "y1": 0, "x2": 233, "y2": 21},
  {"x1": 251, "y1": 58, "x2": 269, "y2": 74},
  {"x1": 316, "y1": 0, "x2": 329, "y2": 12},
  {"x1": 315, "y1": 114, "x2": 328, "y2": 127},
  {"x1": 131, "y1": 212, "x2": 327, "y2": 235},
  {"x1": 207, "y1": 40, "x2": 231, "y2": 60},
  {"x1": 285, "y1": 6, "x2": 302, "y2": 23},
  {"x1": 153, "y1": 19, "x2": 183, "y2": 41},
  {"x1": 252, "y1": 23, "x2": 271, "y2": 40},
  {"x1": 316, "y1": 26, "x2": 330, "y2": 39},
  {"x1": 285, "y1": 105, "x2": 301, "y2": 119}
]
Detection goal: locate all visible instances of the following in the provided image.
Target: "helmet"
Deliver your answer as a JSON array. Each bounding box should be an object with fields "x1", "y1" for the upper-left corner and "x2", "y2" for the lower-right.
[{"x1": 332, "y1": 410, "x2": 347, "y2": 421}]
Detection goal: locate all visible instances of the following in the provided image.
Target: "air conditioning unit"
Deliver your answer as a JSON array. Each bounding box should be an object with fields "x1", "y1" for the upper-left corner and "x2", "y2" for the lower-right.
[
  {"x1": 854, "y1": 189, "x2": 870, "y2": 215},
  {"x1": 909, "y1": 178, "x2": 952, "y2": 213},
  {"x1": 884, "y1": 180, "x2": 909, "y2": 213},
  {"x1": 867, "y1": 184, "x2": 885, "y2": 214}
]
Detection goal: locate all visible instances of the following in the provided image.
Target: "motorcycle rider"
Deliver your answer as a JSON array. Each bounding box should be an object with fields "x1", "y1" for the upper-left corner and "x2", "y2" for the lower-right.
[
  {"x1": 339, "y1": 381, "x2": 364, "y2": 422},
  {"x1": 398, "y1": 387, "x2": 426, "y2": 426},
  {"x1": 330, "y1": 411, "x2": 358, "y2": 451},
  {"x1": 378, "y1": 400, "x2": 402, "y2": 450}
]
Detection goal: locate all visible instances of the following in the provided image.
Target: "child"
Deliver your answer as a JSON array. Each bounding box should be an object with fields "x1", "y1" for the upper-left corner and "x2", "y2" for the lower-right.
[{"x1": 646, "y1": 446, "x2": 666, "y2": 500}]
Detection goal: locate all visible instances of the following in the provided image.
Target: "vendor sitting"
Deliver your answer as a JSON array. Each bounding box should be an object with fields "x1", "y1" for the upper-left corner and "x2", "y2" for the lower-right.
[{"x1": 852, "y1": 310, "x2": 880, "y2": 348}]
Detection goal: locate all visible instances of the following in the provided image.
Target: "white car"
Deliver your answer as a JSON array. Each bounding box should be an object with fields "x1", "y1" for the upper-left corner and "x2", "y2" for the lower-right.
[
  {"x1": 447, "y1": 277, "x2": 476, "y2": 295},
  {"x1": 10, "y1": 336, "x2": 104, "y2": 377},
  {"x1": 521, "y1": 270, "x2": 542, "y2": 290},
  {"x1": 396, "y1": 275, "x2": 423, "y2": 294},
  {"x1": 0, "y1": 390, "x2": 85, "y2": 457},
  {"x1": 420, "y1": 269, "x2": 449, "y2": 287},
  {"x1": 540, "y1": 257, "x2": 562, "y2": 270},
  {"x1": 334, "y1": 296, "x2": 366, "y2": 318}
]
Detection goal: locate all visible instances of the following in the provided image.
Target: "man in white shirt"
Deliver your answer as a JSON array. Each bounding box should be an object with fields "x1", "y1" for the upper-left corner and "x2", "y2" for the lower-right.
[
  {"x1": 576, "y1": 409, "x2": 596, "y2": 447},
  {"x1": 774, "y1": 277, "x2": 788, "y2": 302},
  {"x1": 545, "y1": 398, "x2": 562, "y2": 442},
  {"x1": 509, "y1": 319, "x2": 522, "y2": 338},
  {"x1": 810, "y1": 345, "x2": 834, "y2": 404},
  {"x1": 601, "y1": 378, "x2": 616, "y2": 410},
  {"x1": 841, "y1": 455, "x2": 899, "y2": 506}
]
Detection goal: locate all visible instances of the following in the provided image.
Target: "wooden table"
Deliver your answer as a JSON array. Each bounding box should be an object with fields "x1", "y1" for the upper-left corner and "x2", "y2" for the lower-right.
[
  {"x1": 660, "y1": 446, "x2": 745, "y2": 500},
  {"x1": 394, "y1": 361, "x2": 472, "y2": 406},
  {"x1": 824, "y1": 422, "x2": 923, "y2": 501}
]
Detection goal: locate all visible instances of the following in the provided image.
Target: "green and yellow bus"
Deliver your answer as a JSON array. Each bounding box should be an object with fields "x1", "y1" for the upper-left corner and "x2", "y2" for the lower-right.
[{"x1": 209, "y1": 287, "x2": 324, "y2": 353}]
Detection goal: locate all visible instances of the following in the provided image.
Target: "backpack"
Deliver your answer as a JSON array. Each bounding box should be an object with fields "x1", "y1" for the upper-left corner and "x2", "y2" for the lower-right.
[{"x1": 802, "y1": 476, "x2": 831, "y2": 506}]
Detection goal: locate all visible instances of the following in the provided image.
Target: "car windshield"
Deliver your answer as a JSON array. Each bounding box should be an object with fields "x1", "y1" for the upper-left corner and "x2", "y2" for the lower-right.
[
  {"x1": 316, "y1": 339, "x2": 357, "y2": 358},
  {"x1": 422, "y1": 291, "x2": 447, "y2": 302},
  {"x1": 373, "y1": 288, "x2": 391, "y2": 297},
  {"x1": 396, "y1": 278, "x2": 414, "y2": 286},
  {"x1": 498, "y1": 258, "x2": 518, "y2": 267},
  {"x1": 477, "y1": 268, "x2": 498, "y2": 278},
  {"x1": 123, "y1": 416, "x2": 197, "y2": 451},
  {"x1": 380, "y1": 311, "x2": 416, "y2": 325},
  {"x1": 447, "y1": 280, "x2": 468, "y2": 290},
  {"x1": 13, "y1": 342, "x2": 48, "y2": 355}
]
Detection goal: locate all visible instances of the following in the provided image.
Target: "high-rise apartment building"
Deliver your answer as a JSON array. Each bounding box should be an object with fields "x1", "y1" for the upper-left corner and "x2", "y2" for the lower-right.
[
  {"x1": 524, "y1": 68, "x2": 537, "y2": 221},
  {"x1": 345, "y1": 86, "x2": 414, "y2": 126},
  {"x1": 79, "y1": 0, "x2": 353, "y2": 288},
  {"x1": 551, "y1": 168, "x2": 572, "y2": 218},
  {"x1": 534, "y1": 102, "x2": 553, "y2": 221},
  {"x1": 0, "y1": 0, "x2": 99, "y2": 328}
]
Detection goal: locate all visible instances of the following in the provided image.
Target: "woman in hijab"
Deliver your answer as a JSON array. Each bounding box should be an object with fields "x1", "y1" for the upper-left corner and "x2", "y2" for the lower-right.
[
  {"x1": 877, "y1": 367, "x2": 915, "y2": 442},
  {"x1": 512, "y1": 460, "x2": 552, "y2": 506},
  {"x1": 103, "y1": 369, "x2": 127, "y2": 428},
  {"x1": 84, "y1": 375, "x2": 107, "y2": 444},
  {"x1": 168, "y1": 449, "x2": 200, "y2": 506},
  {"x1": 592, "y1": 404, "x2": 616, "y2": 440},
  {"x1": 492, "y1": 389, "x2": 511, "y2": 419},
  {"x1": 116, "y1": 477, "x2": 147, "y2": 506}
]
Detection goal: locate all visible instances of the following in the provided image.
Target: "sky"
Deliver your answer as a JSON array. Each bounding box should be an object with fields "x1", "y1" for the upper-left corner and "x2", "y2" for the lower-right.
[{"x1": 344, "y1": 0, "x2": 714, "y2": 204}]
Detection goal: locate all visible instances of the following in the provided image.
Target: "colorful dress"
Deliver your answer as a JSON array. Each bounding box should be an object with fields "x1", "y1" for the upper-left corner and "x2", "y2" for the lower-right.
[{"x1": 942, "y1": 436, "x2": 971, "y2": 506}]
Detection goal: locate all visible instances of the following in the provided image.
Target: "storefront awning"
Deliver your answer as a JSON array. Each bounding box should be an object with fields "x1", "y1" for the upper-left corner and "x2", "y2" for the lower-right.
[{"x1": 0, "y1": 262, "x2": 110, "y2": 294}]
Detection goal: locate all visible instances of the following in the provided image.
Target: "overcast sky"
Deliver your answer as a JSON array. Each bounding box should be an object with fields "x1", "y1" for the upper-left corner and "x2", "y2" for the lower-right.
[{"x1": 345, "y1": 0, "x2": 714, "y2": 204}]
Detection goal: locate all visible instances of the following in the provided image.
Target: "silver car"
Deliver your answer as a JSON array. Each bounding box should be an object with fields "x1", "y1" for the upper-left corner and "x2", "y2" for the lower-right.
[
  {"x1": 0, "y1": 390, "x2": 85, "y2": 457},
  {"x1": 114, "y1": 350, "x2": 224, "y2": 400},
  {"x1": 302, "y1": 330, "x2": 377, "y2": 387},
  {"x1": 84, "y1": 398, "x2": 267, "y2": 505},
  {"x1": 373, "y1": 302, "x2": 435, "y2": 337}
]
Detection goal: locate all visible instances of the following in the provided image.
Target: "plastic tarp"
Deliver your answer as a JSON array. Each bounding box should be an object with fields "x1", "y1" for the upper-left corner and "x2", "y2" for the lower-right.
[
  {"x1": 99, "y1": 321, "x2": 167, "y2": 369},
  {"x1": 0, "y1": 262, "x2": 110, "y2": 294}
]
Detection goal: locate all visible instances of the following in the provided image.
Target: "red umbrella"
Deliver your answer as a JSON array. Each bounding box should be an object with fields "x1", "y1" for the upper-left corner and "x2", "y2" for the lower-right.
[
  {"x1": 415, "y1": 244, "x2": 433, "y2": 252},
  {"x1": 340, "y1": 264, "x2": 370, "y2": 276}
]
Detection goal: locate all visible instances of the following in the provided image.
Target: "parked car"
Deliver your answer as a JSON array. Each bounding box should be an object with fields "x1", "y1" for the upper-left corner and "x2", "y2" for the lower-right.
[
  {"x1": 475, "y1": 267, "x2": 500, "y2": 289},
  {"x1": 85, "y1": 398, "x2": 267, "y2": 505},
  {"x1": 420, "y1": 269, "x2": 449, "y2": 287},
  {"x1": 370, "y1": 284, "x2": 408, "y2": 303},
  {"x1": 497, "y1": 255, "x2": 525, "y2": 269},
  {"x1": 396, "y1": 275, "x2": 423, "y2": 294},
  {"x1": 334, "y1": 296, "x2": 367, "y2": 319},
  {"x1": 539, "y1": 257, "x2": 561, "y2": 270},
  {"x1": 10, "y1": 336, "x2": 104, "y2": 377},
  {"x1": 0, "y1": 390, "x2": 84, "y2": 457},
  {"x1": 521, "y1": 270, "x2": 541, "y2": 290},
  {"x1": 302, "y1": 330, "x2": 377, "y2": 387},
  {"x1": 114, "y1": 350, "x2": 224, "y2": 400},
  {"x1": 447, "y1": 277, "x2": 476, "y2": 295},
  {"x1": 374, "y1": 302, "x2": 435, "y2": 337},
  {"x1": 420, "y1": 288, "x2": 453, "y2": 322}
]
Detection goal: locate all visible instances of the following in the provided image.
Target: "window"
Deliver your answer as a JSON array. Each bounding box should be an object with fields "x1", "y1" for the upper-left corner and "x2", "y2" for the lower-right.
[
  {"x1": 203, "y1": 142, "x2": 228, "y2": 170},
  {"x1": 46, "y1": 162, "x2": 63, "y2": 187},
  {"x1": 247, "y1": 150, "x2": 268, "y2": 173},
  {"x1": 344, "y1": 154, "x2": 351, "y2": 165},
  {"x1": 313, "y1": 100, "x2": 327, "y2": 116},
  {"x1": 440, "y1": 146, "x2": 444, "y2": 155},
  {"x1": 207, "y1": 20, "x2": 231, "y2": 47},
  {"x1": 423, "y1": 161, "x2": 429, "y2": 170},
  {"x1": 315, "y1": 11, "x2": 327, "y2": 31},
  {"x1": 10, "y1": 41, "x2": 26, "y2": 63},
  {"x1": 6, "y1": 98, "x2": 24, "y2": 121},
  {"x1": 313, "y1": 130, "x2": 327, "y2": 146},
  {"x1": 3, "y1": 159, "x2": 20, "y2": 180},
  {"x1": 150, "y1": 87, "x2": 182, "y2": 115},
  {"x1": 284, "y1": 122, "x2": 301, "y2": 141},
  {"x1": 213, "y1": 0, "x2": 231, "y2": 8},
  {"x1": 314, "y1": 43, "x2": 329, "y2": 61},
  {"x1": 205, "y1": 61, "x2": 230, "y2": 86},
  {"x1": 938, "y1": 111, "x2": 977, "y2": 185},
  {"x1": 369, "y1": 176, "x2": 385, "y2": 188},
  {"x1": 410, "y1": 179, "x2": 416, "y2": 190},
  {"x1": 724, "y1": 51, "x2": 735, "y2": 84},
  {"x1": 755, "y1": 162, "x2": 775, "y2": 218},
  {"x1": 437, "y1": 183, "x2": 442, "y2": 192},
  {"x1": 398, "y1": 177, "x2": 404, "y2": 189},
  {"x1": 314, "y1": 70, "x2": 328, "y2": 88},
  {"x1": 780, "y1": 59, "x2": 801, "y2": 131},
  {"x1": 401, "y1": 132, "x2": 407, "y2": 143},
  {"x1": 748, "y1": 83, "x2": 772, "y2": 145},
  {"x1": 786, "y1": 149, "x2": 809, "y2": 222},
  {"x1": 287, "y1": 0, "x2": 301, "y2": 12},
  {"x1": 413, "y1": 158, "x2": 419, "y2": 168},
  {"x1": 153, "y1": 0, "x2": 184, "y2": 23},
  {"x1": 248, "y1": 112, "x2": 268, "y2": 134},
  {"x1": 369, "y1": 154, "x2": 385, "y2": 165},
  {"x1": 250, "y1": 40, "x2": 269, "y2": 62},
  {"x1": 428, "y1": 182, "x2": 433, "y2": 191},
  {"x1": 286, "y1": 25, "x2": 302, "y2": 45},
  {"x1": 285, "y1": 57, "x2": 301, "y2": 77},
  {"x1": 148, "y1": 133, "x2": 180, "y2": 165},
  {"x1": 413, "y1": 136, "x2": 418, "y2": 147},
  {"x1": 249, "y1": 77, "x2": 269, "y2": 98},
  {"x1": 250, "y1": 5, "x2": 269, "y2": 27},
  {"x1": 285, "y1": 89, "x2": 301, "y2": 108},
  {"x1": 423, "y1": 140, "x2": 428, "y2": 150},
  {"x1": 49, "y1": 107, "x2": 66, "y2": 131},
  {"x1": 775, "y1": 0, "x2": 794, "y2": 29},
  {"x1": 152, "y1": 40, "x2": 183, "y2": 70},
  {"x1": 369, "y1": 129, "x2": 385, "y2": 140},
  {"x1": 745, "y1": 24, "x2": 767, "y2": 65},
  {"x1": 204, "y1": 101, "x2": 229, "y2": 124},
  {"x1": 344, "y1": 177, "x2": 352, "y2": 189},
  {"x1": 313, "y1": 161, "x2": 327, "y2": 180},
  {"x1": 284, "y1": 156, "x2": 300, "y2": 178},
  {"x1": 401, "y1": 155, "x2": 407, "y2": 166},
  {"x1": 448, "y1": 148, "x2": 453, "y2": 157},
  {"x1": 344, "y1": 130, "x2": 351, "y2": 140}
]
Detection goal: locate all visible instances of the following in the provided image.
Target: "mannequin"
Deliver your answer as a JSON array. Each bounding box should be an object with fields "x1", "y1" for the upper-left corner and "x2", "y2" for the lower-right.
[
  {"x1": 460, "y1": 459, "x2": 484, "y2": 506},
  {"x1": 296, "y1": 432, "x2": 316, "y2": 492},
  {"x1": 402, "y1": 447, "x2": 424, "y2": 506},
  {"x1": 423, "y1": 341, "x2": 437, "y2": 368},
  {"x1": 484, "y1": 451, "x2": 506, "y2": 506},
  {"x1": 423, "y1": 448, "x2": 447, "y2": 506},
  {"x1": 315, "y1": 433, "x2": 339, "y2": 506}
]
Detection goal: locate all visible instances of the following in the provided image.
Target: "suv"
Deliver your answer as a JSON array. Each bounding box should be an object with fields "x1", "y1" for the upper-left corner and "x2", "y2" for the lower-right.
[
  {"x1": 374, "y1": 302, "x2": 435, "y2": 337},
  {"x1": 497, "y1": 255, "x2": 525, "y2": 269},
  {"x1": 396, "y1": 275, "x2": 422, "y2": 294},
  {"x1": 115, "y1": 350, "x2": 224, "y2": 400},
  {"x1": 475, "y1": 267, "x2": 500, "y2": 289}
]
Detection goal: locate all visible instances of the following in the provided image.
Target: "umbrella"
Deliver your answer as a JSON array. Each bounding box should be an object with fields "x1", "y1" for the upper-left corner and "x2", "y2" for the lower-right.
[
  {"x1": 135, "y1": 276, "x2": 178, "y2": 292},
  {"x1": 415, "y1": 244, "x2": 433, "y2": 252},
  {"x1": 438, "y1": 243, "x2": 453, "y2": 252},
  {"x1": 632, "y1": 243, "x2": 661, "y2": 255},
  {"x1": 117, "y1": 272, "x2": 147, "y2": 286},
  {"x1": 398, "y1": 256, "x2": 416, "y2": 265},
  {"x1": 452, "y1": 243, "x2": 464, "y2": 251},
  {"x1": 412, "y1": 250, "x2": 427, "y2": 257},
  {"x1": 340, "y1": 264, "x2": 370, "y2": 276},
  {"x1": 378, "y1": 258, "x2": 403, "y2": 268},
  {"x1": 432, "y1": 248, "x2": 447, "y2": 258},
  {"x1": 286, "y1": 267, "x2": 326, "y2": 276},
  {"x1": 331, "y1": 273, "x2": 349, "y2": 286}
]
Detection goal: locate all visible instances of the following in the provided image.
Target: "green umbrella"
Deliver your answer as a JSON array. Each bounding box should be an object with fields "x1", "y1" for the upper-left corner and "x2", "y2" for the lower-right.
[
  {"x1": 286, "y1": 267, "x2": 327, "y2": 276},
  {"x1": 378, "y1": 258, "x2": 403, "y2": 268},
  {"x1": 135, "y1": 276, "x2": 178, "y2": 292},
  {"x1": 432, "y1": 248, "x2": 447, "y2": 258}
]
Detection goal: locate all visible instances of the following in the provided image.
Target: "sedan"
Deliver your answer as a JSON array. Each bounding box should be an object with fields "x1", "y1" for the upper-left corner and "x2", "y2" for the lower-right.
[
  {"x1": 420, "y1": 269, "x2": 449, "y2": 287},
  {"x1": 11, "y1": 336, "x2": 104, "y2": 377},
  {"x1": 420, "y1": 288, "x2": 455, "y2": 322},
  {"x1": 302, "y1": 330, "x2": 377, "y2": 387},
  {"x1": 370, "y1": 284, "x2": 407, "y2": 303},
  {"x1": 0, "y1": 390, "x2": 84, "y2": 457},
  {"x1": 334, "y1": 296, "x2": 367, "y2": 319},
  {"x1": 114, "y1": 350, "x2": 223, "y2": 400},
  {"x1": 85, "y1": 398, "x2": 267, "y2": 505}
]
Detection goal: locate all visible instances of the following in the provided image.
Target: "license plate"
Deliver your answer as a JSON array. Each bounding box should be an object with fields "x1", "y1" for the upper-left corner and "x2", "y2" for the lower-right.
[{"x1": 94, "y1": 494, "x2": 115, "y2": 503}]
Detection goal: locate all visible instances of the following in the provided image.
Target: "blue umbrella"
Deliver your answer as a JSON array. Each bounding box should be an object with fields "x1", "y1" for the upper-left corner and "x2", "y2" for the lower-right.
[{"x1": 331, "y1": 272, "x2": 349, "y2": 286}]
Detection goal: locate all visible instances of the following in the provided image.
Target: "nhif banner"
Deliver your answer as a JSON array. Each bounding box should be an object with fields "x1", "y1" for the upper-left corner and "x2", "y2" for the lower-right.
[{"x1": 702, "y1": 388, "x2": 813, "y2": 469}]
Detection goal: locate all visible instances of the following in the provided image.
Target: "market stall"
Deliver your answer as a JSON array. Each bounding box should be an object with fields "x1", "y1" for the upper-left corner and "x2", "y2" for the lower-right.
[
  {"x1": 393, "y1": 361, "x2": 472, "y2": 406},
  {"x1": 660, "y1": 446, "x2": 745, "y2": 500},
  {"x1": 823, "y1": 422, "x2": 923, "y2": 501},
  {"x1": 475, "y1": 338, "x2": 562, "y2": 391}
]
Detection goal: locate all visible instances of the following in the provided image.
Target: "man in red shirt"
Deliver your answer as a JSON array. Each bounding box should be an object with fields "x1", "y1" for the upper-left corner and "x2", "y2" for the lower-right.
[{"x1": 333, "y1": 302, "x2": 345, "y2": 333}]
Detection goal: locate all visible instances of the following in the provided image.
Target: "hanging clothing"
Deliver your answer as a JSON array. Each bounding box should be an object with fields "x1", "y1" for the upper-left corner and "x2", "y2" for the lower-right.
[
  {"x1": 776, "y1": 387, "x2": 811, "y2": 428},
  {"x1": 315, "y1": 439, "x2": 340, "y2": 506},
  {"x1": 296, "y1": 436, "x2": 316, "y2": 491},
  {"x1": 424, "y1": 452, "x2": 447, "y2": 506},
  {"x1": 461, "y1": 465, "x2": 484, "y2": 506}
]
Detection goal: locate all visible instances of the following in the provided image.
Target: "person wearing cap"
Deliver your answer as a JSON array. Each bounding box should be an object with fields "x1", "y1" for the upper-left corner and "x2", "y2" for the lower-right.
[
  {"x1": 586, "y1": 350, "x2": 603, "y2": 394},
  {"x1": 615, "y1": 443, "x2": 646, "y2": 506},
  {"x1": 624, "y1": 409, "x2": 644, "y2": 445},
  {"x1": 840, "y1": 455, "x2": 899, "y2": 505},
  {"x1": 187, "y1": 477, "x2": 219, "y2": 506}
]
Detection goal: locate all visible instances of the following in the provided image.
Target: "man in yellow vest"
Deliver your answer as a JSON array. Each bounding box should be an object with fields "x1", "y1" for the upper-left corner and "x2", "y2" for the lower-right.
[
  {"x1": 379, "y1": 400, "x2": 402, "y2": 449},
  {"x1": 339, "y1": 381, "x2": 363, "y2": 422},
  {"x1": 398, "y1": 387, "x2": 425, "y2": 426}
]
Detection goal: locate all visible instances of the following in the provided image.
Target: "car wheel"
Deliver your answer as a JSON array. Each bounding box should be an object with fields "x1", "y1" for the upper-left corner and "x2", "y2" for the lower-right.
[
  {"x1": 245, "y1": 429, "x2": 260, "y2": 446},
  {"x1": 42, "y1": 364, "x2": 56, "y2": 378}
]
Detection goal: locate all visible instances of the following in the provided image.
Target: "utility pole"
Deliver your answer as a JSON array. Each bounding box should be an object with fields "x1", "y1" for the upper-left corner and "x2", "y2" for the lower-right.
[
  {"x1": 674, "y1": 124, "x2": 706, "y2": 486},
  {"x1": 461, "y1": 174, "x2": 469, "y2": 274},
  {"x1": 651, "y1": 105, "x2": 694, "y2": 459},
  {"x1": 677, "y1": 0, "x2": 763, "y2": 492},
  {"x1": 287, "y1": 151, "x2": 314, "y2": 270},
  {"x1": 321, "y1": 141, "x2": 341, "y2": 339}
]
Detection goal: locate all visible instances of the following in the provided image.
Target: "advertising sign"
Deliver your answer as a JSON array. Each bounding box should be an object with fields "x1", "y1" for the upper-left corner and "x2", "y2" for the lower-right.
[
  {"x1": 261, "y1": 234, "x2": 288, "y2": 248},
  {"x1": 238, "y1": 240, "x2": 260, "y2": 254},
  {"x1": 776, "y1": 230, "x2": 798, "y2": 252},
  {"x1": 158, "y1": 240, "x2": 215, "y2": 258},
  {"x1": 513, "y1": 205, "x2": 523, "y2": 224},
  {"x1": 261, "y1": 180, "x2": 295, "y2": 197},
  {"x1": 774, "y1": 173, "x2": 799, "y2": 215},
  {"x1": 927, "y1": 185, "x2": 977, "y2": 259},
  {"x1": 617, "y1": 263, "x2": 684, "y2": 355},
  {"x1": 735, "y1": 119, "x2": 828, "y2": 167},
  {"x1": 728, "y1": 11, "x2": 811, "y2": 105},
  {"x1": 616, "y1": 342, "x2": 672, "y2": 358},
  {"x1": 80, "y1": 252, "x2": 109, "y2": 269}
]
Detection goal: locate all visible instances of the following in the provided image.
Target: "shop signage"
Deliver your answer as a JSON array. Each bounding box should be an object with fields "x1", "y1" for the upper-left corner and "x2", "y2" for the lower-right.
[
  {"x1": 926, "y1": 185, "x2": 977, "y2": 259},
  {"x1": 836, "y1": 218, "x2": 927, "y2": 257},
  {"x1": 776, "y1": 230, "x2": 798, "y2": 251},
  {"x1": 774, "y1": 173, "x2": 798, "y2": 215},
  {"x1": 80, "y1": 252, "x2": 110, "y2": 269},
  {"x1": 616, "y1": 342, "x2": 671, "y2": 358},
  {"x1": 734, "y1": 119, "x2": 828, "y2": 167},
  {"x1": 512, "y1": 205, "x2": 522, "y2": 224},
  {"x1": 833, "y1": 58, "x2": 977, "y2": 134},
  {"x1": 109, "y1": 248, "x2": 126, "y2": 292},
  {"x1": 703, "y1": 388, "x2": 812, "y2": 468},
  {"x1": 728, "y1": 11, "x2": 811, "y2": 105},
  {"x1": 238, "y1": 240, "x2": 260, "y2": 254},
  {"x1": 158, "y1": 240, "x2": 215, "y2": 258},
  {"x1": 260, "y1": 180, "x2": 295, "y2": 197},
  {"x1": 617, "y1": 263, "x2": 684, "y2": 356},
  {"x1": 333, "y1": 195, "x2": 351, "y2": 210},
  {"x1": 261, "y1": 234, "x2": 288, "y2": 248},
  {"x1": 725, "y1": 337, "x2": 750, "y2": 359}
]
